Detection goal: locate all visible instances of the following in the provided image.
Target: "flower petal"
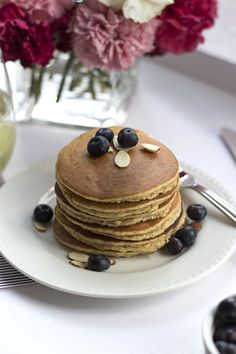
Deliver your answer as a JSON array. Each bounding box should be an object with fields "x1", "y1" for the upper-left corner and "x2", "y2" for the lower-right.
[
  {"x1": 123, "y1": 0, "x2": 173, "y2": 23},
  {"x1": 98, "y1": 0, "x2": 124, "y2": 11}
]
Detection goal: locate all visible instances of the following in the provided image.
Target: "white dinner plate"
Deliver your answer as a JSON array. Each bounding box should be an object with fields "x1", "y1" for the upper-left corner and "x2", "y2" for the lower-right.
[{"x1": 0, "y1": 159, "x2": 235, "y2": 298}]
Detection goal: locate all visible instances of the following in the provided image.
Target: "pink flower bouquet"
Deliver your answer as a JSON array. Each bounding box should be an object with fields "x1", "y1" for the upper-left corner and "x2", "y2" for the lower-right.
[
  {"x1": 0, "y1": 0, "x2": 217, "y2": 69},
  {"x1": 0, "y1": 0, "x2": 217, "y2": 104}
]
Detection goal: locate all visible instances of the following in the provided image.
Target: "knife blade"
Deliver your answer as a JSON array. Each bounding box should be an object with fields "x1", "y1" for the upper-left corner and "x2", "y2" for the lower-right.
[{"x1": 220, "y1": 127, "x2": 236, "y2": 163}]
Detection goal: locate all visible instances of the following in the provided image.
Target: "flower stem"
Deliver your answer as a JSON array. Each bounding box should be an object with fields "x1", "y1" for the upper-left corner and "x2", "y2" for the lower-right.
[
  {"x1": 35, "y1": 66, "x2": 45, "y2": 102},
  {"x1": 29, "y1": 66, "x2": 36, "y2": 98},
  {"x1": 56, "y1": 52, "x2": 74, "y2": 102},
  {"x1": 88, "y1": 74, "x2": 96, "y2": 99}
]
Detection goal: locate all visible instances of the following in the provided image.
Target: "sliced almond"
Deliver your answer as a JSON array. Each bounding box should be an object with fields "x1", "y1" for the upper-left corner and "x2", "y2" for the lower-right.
[
  {"x1": 108, "y1": 146, "x2": 114, "y2": 153},
  {"x1": 33, "y1": 222, "x2": 46, "y2": 232},
  {"x1": 112, "y1": 135, "x2": 123, "y2": 151},
  {"x1": 70, "y1": 260, "x2": 87, "y2": 269},
  {"x1": 110, "y1": 258, "x2": 116, "y2": 266},
  {"x1": 68, "y1": 252, "x2": 88, "y2": 263},
  {"x1": 115, "y1": 151, "x2": 130, "y2": 168},
  {"x1": 142, "y1": 143, "x2": 160, "y2": 153},
  {"x1": 189, "y1": 222, "x2": 203, "y2": 233}
]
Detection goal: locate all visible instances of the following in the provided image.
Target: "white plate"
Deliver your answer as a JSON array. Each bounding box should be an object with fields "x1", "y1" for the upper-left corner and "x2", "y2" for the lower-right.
[{"x1": 0, "y1": 159, "x2": 235, "y2": 298}]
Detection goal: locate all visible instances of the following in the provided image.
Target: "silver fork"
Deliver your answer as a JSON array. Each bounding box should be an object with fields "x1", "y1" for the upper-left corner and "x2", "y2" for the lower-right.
[
  {"x1": 0, "y1": 181, "x2": 34, "y2": 288},
  {"x1": 0, "y1": 255, "x2": 35, "y2": 288},
  {"x1": 180, "y1": 170, "x2": 236, "y2": 224}
]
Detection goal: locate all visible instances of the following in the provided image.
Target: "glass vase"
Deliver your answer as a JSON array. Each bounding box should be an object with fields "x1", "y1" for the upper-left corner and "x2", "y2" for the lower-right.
[
  {"x1": 12, "y1": 52, "x2": 137, "y2": 128},
  {"x1": 0, "y1": 51, "x2": 16, "y2": 184}
]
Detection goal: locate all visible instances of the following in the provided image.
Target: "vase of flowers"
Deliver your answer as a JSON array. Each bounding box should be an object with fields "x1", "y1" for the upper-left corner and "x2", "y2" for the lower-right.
[{"x1": 0, "y1": 0, "x2": 217, "y2": 128}]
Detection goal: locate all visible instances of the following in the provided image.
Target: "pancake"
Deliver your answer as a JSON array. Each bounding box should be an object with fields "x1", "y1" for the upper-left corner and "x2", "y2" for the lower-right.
[
  {"x1": 56, "y1": 127, "x2": 179, "y2": 203},
  {"x1": 55, "y1": 182, "x2": 179, "y2": 215},
  {"x1": 55, "y1": 193, "x2": 182, "y2": 240},
  {"x1": 54, "y1": 212, "x2": 186, "y2": 257},
  {"x1": 54, "y1": 221, "x2": 148, "y2": 257},
  {"x1": 54, "y1": 126, "x2": 183, "y2": 258},
  {"x1": 55, "y1": 207, "x2": 184, "y2": 250},
  {"x1": 56, "y1": 191, "x2": 177, "y2": 227}
]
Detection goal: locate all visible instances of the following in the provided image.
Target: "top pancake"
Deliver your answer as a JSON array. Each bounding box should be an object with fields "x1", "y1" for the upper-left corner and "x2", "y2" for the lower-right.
[{"x1": 56, "y1": 127, "x2": 179, "y2": 202}]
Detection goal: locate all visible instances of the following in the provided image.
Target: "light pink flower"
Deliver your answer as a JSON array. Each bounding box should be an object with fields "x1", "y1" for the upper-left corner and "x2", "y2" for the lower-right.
[
  {"x1": 71, "y1": 0, "x2": 158, "y2": 71},
  {"x1": 0, "y1": 0, "x2": 74, "y2": 21}
]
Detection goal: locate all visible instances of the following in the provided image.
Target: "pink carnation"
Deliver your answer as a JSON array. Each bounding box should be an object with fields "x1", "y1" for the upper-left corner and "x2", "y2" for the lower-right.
[
  {"x1": 0, "y1": 0, "x2": 74, "y2": 21},
  {"x1": 51, "y1": 9, "x2": 73, "y2": 52},
  {"x1": 0, "y1": 3, "x2": 55, "y2": 67},
  {"x1": 71, "y1": 0, "x2": 158, "y2": 71},
  {"x1": 153, "y1": 0, "x2": 217, "y2": 54}
]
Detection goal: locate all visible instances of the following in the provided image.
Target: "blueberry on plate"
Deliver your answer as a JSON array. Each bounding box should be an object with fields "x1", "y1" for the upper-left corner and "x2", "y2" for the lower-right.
[
  {"x1": 87, "y1": 136, "x2": 110, "y2": 157},
  {"x1": 33, "y1": 204, "x2": 53, "y2": 223},
  {"x1": 215, "y1": 341, "x2": 236, "y2": 354},
  {"x1": 117, "y1": 128, "x2": 138, "y2": 148},
  {"x1": 167, "y1": 237, "x2": 184, "y2": 255},
  {"x1": 175, "y1": 226, "x2": 197, "y2": 247},
  {"x1": 95, "y1": 128, "x2": 114, "y2": 143},
  {"x1": 217, "y1": 297, "x2": 236, "y2": 324},
  {"x1": 187, "y1": 204, "x2": 207, "y2": 221},
  {"x1": 87, "y1": 254, "x2": 111, "y2": 272}
]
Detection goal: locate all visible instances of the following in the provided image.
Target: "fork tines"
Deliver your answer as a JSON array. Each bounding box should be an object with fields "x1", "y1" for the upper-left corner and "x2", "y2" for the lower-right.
[{"x1": 0, "y1": 255, "x2": 35, "y2": 288}]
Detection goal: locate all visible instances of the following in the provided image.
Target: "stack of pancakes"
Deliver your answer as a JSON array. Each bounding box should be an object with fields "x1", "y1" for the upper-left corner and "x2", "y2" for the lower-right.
[{"x1": 54, "y1": 127, "x2": 185, "y2": 257}]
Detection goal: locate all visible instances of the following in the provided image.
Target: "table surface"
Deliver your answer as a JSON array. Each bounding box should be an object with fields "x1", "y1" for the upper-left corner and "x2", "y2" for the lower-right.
[{"x1": 1, "y1": 59, "x2": 236, "y2": 354}]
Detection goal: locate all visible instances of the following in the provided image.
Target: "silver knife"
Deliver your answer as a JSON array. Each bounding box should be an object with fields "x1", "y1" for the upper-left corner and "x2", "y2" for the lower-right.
[{"x1": 220, "y1": 127, "x2": 236, "y2": 163}]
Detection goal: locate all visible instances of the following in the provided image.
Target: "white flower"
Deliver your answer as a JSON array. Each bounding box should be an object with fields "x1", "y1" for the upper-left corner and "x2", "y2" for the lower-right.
[{"x1": 98, "y1": 0, "x2": 174, "y2": 23}]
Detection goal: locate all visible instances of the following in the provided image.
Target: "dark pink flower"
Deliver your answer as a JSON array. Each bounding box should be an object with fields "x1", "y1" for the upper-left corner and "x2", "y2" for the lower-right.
[
  {"x1": 0, "y1": 3, "x2": 55, "y2": 67},
  {"x1": 0, "y1": 1, "x2": 26, "y2": 20},
  {"x1": 51, "y1": 9, "x2": 73, "y2": 52},
  {"x1": 71, "y1": 0, "x2": 158, "y2": 71},
  {"x1": 153, "y1": 0, "x2": 217, "y2": 55},
  {"x1": 0, "y1": 0, "x2": 75, "y2": 21}
]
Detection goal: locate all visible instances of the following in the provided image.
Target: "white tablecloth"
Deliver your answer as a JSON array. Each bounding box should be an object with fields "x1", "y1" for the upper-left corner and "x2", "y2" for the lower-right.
[{"x1": 1, "y1": 59, "x2": 236, "y2": 354}]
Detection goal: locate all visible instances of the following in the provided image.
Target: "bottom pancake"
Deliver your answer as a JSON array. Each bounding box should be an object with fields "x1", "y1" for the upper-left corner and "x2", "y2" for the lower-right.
[{"x1": 54, "y1": 211, "x2": 186, "y2": 257}]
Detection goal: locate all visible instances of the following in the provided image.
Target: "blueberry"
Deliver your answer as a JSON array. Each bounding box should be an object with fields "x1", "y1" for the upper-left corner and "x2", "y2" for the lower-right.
[
  {"x1": 95, "y1": 128, "x2": 114, "y2": 143},
  {"x1": 167, "y1": 237, "x2": 184, "y2": 255},
  {"x1": 117, "y1": 128, "x2": 138, "y2": 148},
  {"x1": 33, "y1": 204, "x2": 53, "y2": 223},
  {"x1": 175, "y1": 226, "x2": 197, "y2": 247},
  {"x1": 217, "y1": 297, "x2": 236, "y2": 324},
  {"x1": 87, "y1": 254, "x2": 111, "y2": 272},
  {"x1": 215, "y1": 314, "x2": 226, "y2": 329},
  {"x1": 214, "y1": 326, "x2": 236, "y2": 343},
  {"x1": 215, "y1": 341, "x2": 236, "y2": 354},
  {"x1": 87, "y1": 136, "x2": 110, "y2": 157},
  {"x1": 187, "y1": 204, "x2": 207, "y2": 221}
]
